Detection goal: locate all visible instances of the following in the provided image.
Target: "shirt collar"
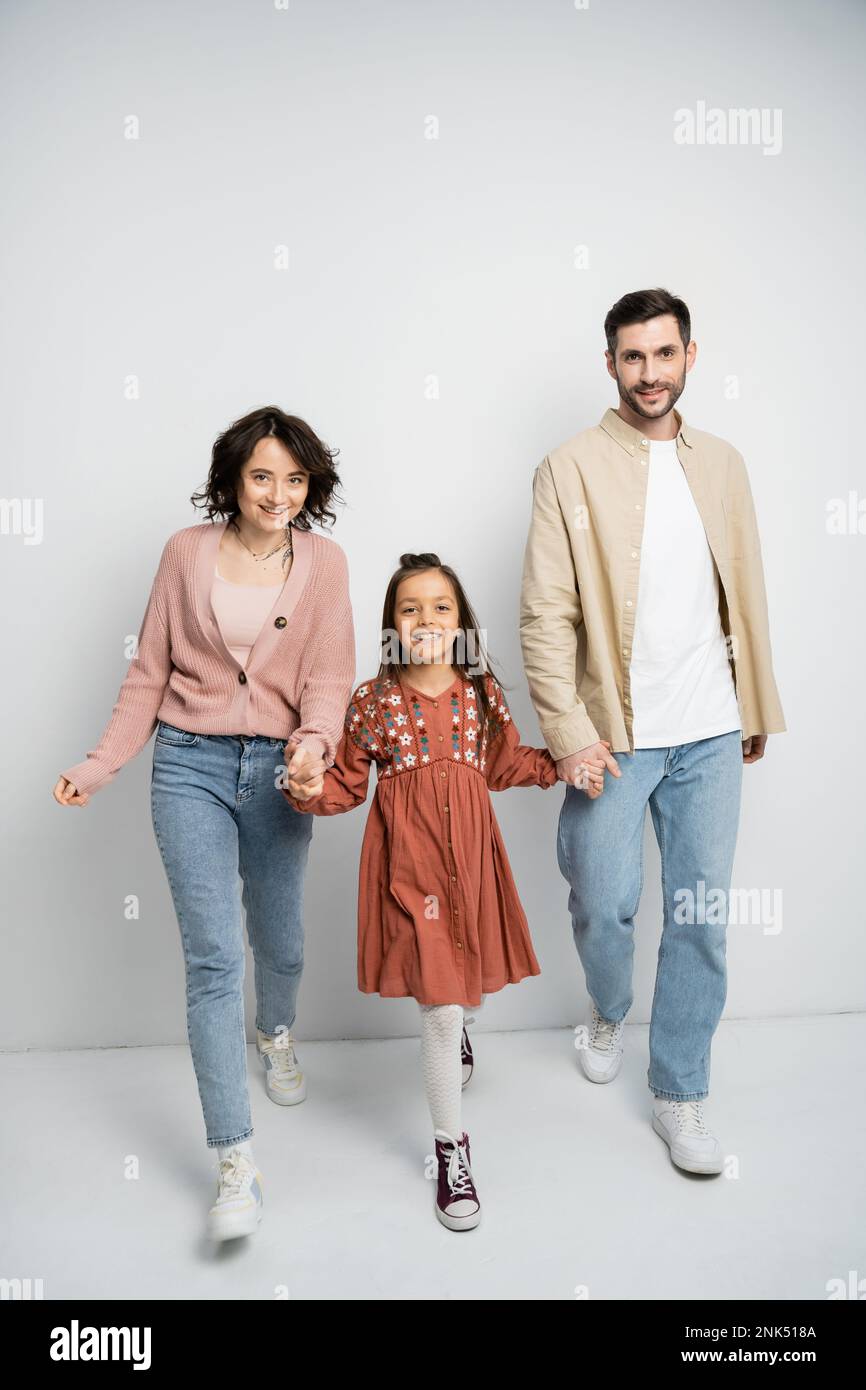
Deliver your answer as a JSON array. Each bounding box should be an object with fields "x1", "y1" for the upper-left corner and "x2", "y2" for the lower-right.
[{"x1": 599, "y1": 405, "x2": 693, "y2": 455}]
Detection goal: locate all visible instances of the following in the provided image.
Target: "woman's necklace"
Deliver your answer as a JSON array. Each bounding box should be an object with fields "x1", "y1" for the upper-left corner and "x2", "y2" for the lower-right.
[{"x1": 229, "y1": 516, "x2": 294, "y2": 567}]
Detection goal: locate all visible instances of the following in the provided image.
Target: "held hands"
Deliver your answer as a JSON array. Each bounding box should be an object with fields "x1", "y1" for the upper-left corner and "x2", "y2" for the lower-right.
[
  {"x1": 556, "y1": 741, "x2": 621, "y2": 800},
  {"x1": 285, "y1": 744, "x2": 326, "y2": 801}
]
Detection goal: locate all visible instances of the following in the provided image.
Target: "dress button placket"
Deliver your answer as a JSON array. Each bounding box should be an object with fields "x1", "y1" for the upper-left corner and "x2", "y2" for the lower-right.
[{"x1": 436, "y1": 693, "x2": 463, "y2": 959}]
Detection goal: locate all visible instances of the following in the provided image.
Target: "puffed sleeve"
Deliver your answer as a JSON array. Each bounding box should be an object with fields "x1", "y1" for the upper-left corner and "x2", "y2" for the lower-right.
[
  {"x1": 481, "y1": 676, "x2": 560, "y2": 792},
  {"x1": 282, "y1": 684, "x2": 381, "y2": 816}
]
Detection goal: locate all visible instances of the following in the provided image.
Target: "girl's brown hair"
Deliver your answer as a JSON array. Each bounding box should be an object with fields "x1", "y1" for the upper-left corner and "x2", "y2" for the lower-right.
[{"x1": 376, "y1": 552, "x2": 507, "y2": 742}]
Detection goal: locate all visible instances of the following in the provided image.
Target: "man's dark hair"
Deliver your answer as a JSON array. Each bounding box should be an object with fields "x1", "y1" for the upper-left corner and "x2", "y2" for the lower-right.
[{"x1": 604, "y1": 288, "x2": 691, "y2": 356}]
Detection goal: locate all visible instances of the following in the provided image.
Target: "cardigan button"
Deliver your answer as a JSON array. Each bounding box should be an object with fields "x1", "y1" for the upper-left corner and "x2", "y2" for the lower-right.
[
  {"x1": 274, "y1": 616, "x2": 287, "y2": 629},
  {"x1": 238, "y1": 672, "x2": 247, "y2": 684}
]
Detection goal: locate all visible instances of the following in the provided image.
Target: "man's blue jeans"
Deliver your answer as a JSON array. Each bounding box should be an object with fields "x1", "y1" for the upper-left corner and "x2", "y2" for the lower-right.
[
  {"x1": 150, "y1": 721, "x2": 314, "y2": 1147},
  {"x1": 556, "y1": 731, "x2": 743, "y2": 1100}
]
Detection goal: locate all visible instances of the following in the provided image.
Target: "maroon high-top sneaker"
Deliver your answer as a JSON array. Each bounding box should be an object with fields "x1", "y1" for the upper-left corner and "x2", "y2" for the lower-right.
[
  {"x1": 433, "y1": 1130, "x2": 481, "y2": 1231},
  {"x1": 461, "y1": 1026, "x2": 474, "y2": 1088}
]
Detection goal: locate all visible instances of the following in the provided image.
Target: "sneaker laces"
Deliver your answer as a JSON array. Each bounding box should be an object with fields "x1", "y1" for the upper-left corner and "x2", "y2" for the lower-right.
[
  {"x1": 214, "y1": 1152, "x2": 254, "y2": 1203},
  {"x1": 444, "y1": 1139, "x2": 474, "y2": 1198},
  {"x1": 672, "y1": 1101, "x2": 710, "y2": 1137},
  {"x1": 261, "y1": 1031, "x2": 298, "y2": 1077},
  {"x1": 590, "y1": 1008, "x2": 624, "y2": 1052}
]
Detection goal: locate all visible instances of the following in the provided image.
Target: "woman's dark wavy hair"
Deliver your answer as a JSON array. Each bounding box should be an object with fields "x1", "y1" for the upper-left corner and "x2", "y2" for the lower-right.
[
  {"x1": 376, "y1": 552, "x2": 507, "y2": 742},
  {"x1": 190, "y1": 405, "x2": 343, "y2": 530}
]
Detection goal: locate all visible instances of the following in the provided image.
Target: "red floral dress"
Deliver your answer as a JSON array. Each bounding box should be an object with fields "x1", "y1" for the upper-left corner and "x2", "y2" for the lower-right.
[{"x1": 285, "y1": 669, "x2": 559, "y2": 1007}]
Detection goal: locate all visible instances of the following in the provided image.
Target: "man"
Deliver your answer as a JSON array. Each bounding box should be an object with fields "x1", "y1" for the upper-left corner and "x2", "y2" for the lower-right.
[{"x1": 519, "y1": 287, "x2": 785, "y2": 1174}]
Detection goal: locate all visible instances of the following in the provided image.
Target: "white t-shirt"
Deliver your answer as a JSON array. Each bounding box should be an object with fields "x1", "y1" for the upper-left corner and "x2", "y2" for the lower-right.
[{"x1": 629, "y1": 437, "x2": 741, "y2": 749}]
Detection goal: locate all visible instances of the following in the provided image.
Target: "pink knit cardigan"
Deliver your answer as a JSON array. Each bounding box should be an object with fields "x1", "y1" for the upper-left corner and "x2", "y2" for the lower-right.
[{"x1": 61, "y1": 520, "x2": 357, "y2": 797}]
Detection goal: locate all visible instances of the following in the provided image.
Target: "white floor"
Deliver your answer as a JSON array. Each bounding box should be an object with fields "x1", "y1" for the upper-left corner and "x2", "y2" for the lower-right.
[{"x1": 3, "y1": 1014, "x2": 864, "y2": 1301}]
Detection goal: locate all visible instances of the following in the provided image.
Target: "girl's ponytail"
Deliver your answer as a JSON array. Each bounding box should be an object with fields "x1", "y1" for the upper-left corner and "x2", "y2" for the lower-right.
[{"x1": 399, "y1": 551, "x2": 442, "y2": 570}]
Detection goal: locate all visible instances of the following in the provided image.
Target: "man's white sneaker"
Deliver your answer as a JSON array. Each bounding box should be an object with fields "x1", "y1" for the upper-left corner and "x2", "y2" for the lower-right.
[
  {"x1": 256, "y1": 1028, "x2": 307, "y2": 1106},
  {"x1": 206, "y1": 1149, "x2": 263, "y2": 1241},
  {"x1": 577, "y1": 1004, "x2": 625, "y2": 1083},
  {"x1": 652, "y1": 1097, "x2": 724, "y2": 1174}
]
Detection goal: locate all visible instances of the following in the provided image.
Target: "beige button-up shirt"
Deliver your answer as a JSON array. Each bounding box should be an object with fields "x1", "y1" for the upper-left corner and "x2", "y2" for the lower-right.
[{"x1": 519, "y1": 407, "x2": 786, "y2": 759}]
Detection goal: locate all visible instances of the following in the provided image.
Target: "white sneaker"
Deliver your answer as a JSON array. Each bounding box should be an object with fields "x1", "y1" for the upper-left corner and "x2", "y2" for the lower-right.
[
  {"x1": 206, "y1": 1149, "x2": 263, "y2": 1241},
  {"x1": 256, "y1": 1028, "x2": 307, "y2": 1106},
  {"x1": 652, "y1": 1097, "x2": 724, "y2": 1174},
  {"x1": 577, "y1": 1004, "x2": 625, "y2": 1083}
]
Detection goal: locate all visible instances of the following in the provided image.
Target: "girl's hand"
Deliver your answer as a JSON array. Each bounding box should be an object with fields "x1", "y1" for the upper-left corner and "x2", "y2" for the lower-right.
[
  {"x1": 556, "y1": 741, "x2": 620, "y2": 799},
  {"x1": 53, "y1": 776, "x2": 89, "y2": 807},
  {"x1": 292, "y1": 774, "x2": 324, "y2": 802},
  {"x1": 285, "y1": 745, "x2": 326, "y2": 800},
  {"x1": 572, "y1": 759, "x2": 606, "y2": 798}
]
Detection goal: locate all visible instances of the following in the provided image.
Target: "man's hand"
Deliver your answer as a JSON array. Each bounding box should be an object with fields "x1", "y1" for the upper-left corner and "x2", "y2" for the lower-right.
[
  {"x1": 285, "y1": 745, "x2": 326, "y2": 801},
  {"x1": 742, "y1": 734, "x2": 768, "y2": 764},
  {"x1": 556, "y1": 741, "x2": 621, "y2": 799}
]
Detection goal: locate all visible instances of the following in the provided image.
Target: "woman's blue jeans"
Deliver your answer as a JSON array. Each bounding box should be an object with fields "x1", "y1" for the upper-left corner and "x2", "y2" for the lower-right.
[
  {"x1": 150, "y1": 721, "x2": 314, "y2": 1147},
  {"x1": 557, "y1": 731, "x2": 743, "y2": 1101}
]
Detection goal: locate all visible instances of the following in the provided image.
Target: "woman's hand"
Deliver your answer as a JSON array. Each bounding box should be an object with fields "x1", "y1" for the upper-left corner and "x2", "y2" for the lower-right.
[
  {"x1": 285, "y1": 745, "x2": 326, "y2": 801},
  {"x1": 53, "y1": 776, "x2": 89, "y2": 807}
]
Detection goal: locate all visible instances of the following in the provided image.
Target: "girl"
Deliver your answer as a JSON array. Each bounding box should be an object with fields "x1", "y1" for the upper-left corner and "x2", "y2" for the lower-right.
[
  {"x1": 285, "y1": 552, "x2": 603, "y2": 1230},
  {"x1": 55, "y1": 407, "x2": 355, "y2": 1243}
]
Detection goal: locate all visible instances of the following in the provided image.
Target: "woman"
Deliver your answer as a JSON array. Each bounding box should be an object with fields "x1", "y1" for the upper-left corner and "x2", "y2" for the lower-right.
[{"x1": 54, "y1": 406, "x2": 355, "y2": 1242}]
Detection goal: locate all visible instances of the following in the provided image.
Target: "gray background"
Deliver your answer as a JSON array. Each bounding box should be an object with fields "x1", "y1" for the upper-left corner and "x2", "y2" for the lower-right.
[{"x1": 2, "y1": 0, "x2": 863, "y2": 1048}]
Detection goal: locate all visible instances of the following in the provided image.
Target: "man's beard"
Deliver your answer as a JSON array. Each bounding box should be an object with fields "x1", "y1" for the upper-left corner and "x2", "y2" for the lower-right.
[{"x1": 617, "y1": 369, "x2": 686, "y2": 420}]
